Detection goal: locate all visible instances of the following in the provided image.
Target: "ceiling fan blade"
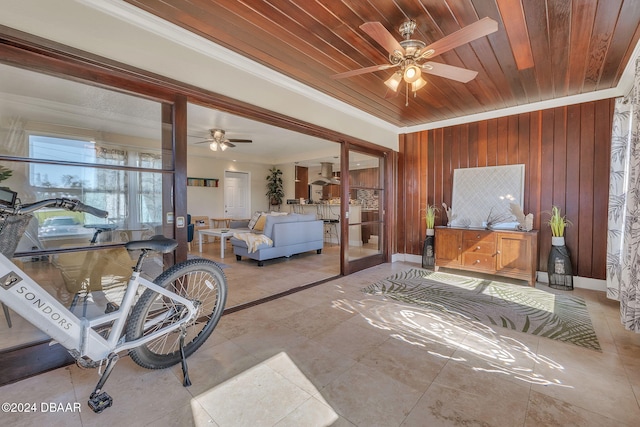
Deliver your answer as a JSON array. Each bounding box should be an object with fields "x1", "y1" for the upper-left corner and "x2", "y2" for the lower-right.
[
  {"x1": 331, "y1": 64, "x2": 395, "y2": 79},
  {"x1": 224, "y1": 141, "x2": 236, "y2": 148},
  {"x1": 422, "y1": 62, "x2": 478, "y2": 83},
  {"x1": 227, "y1": 138, "x2": 252, "y2": 143},
  {"x1": 421, "y1": 17, "x2": 498, "y2": 58},
  {"x1": 360, "y1": 22, "x2": 405, "y2": 57},
  {"x1": 193, "y1": 139, "x2": 214, "y2": 145}
]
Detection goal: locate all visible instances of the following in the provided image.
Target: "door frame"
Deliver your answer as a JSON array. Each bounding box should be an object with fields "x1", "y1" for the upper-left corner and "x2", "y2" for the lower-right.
[
  {"x1": 224, "y1": 170, "x2": 251, "y2": 220},
  {"x1": 341, "y1": 142, "x2": 394, "y2": 275}
]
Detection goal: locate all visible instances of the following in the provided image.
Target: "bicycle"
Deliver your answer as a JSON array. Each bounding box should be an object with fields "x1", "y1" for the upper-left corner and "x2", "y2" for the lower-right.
[{"x1": 0, "y1": 194, "x2": 227, "y2": 413}]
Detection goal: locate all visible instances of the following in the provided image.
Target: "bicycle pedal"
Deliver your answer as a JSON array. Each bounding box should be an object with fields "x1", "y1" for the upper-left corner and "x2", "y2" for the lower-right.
[
  {"x1": 88, "y1": 391, "x2": 113, "y2": 413},
  {"x1": 104, "y1": 302, "x2": 119, "y2": 314}
]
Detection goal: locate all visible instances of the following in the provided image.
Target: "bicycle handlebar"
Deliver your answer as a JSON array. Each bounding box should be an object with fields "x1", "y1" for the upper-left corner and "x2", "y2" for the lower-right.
[
  {"x1": 73, "y1": 201, "x2": 109, "y2": 218},
  {"x1": 0, "y1": 198, "x2": 109, "y2": 218}
]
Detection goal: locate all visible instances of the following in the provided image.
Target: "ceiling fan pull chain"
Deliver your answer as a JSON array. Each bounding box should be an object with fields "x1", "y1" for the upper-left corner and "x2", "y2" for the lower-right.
[{"x1": 405, "y1": 83, "x2": 409, "y2": 107}]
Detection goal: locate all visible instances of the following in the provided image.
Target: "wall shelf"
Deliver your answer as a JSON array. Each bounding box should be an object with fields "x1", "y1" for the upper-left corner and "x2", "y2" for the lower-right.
[{"x1": 187, "y1": 177, "x2": 218, "y2": 187}]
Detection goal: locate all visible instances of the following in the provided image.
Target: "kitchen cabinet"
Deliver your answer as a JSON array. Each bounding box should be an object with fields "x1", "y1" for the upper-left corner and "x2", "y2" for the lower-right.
[
  {"x1": 294, "y1": 166, "x2": 308, "y2": 199},
  {"x1": 361, "y1": 210, "x2": 379, "y2": 244},
  {"x1": 349, "y1": 168, "x2": 379, "y2": 188},
  {"x1": 322, "y1": 184, "x2": 341, "y2": 199}
]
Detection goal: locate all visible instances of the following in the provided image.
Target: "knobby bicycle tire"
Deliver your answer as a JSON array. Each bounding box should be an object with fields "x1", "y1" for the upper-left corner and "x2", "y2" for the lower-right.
[{"x1": 126, "y1": 258, "x2": 227, "y2": 369}]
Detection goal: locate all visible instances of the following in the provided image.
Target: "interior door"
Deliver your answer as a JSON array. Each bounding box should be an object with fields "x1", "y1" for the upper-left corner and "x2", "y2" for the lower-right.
[{"x1": 224, "y1": 171, "x2": 250, "y2": 219}]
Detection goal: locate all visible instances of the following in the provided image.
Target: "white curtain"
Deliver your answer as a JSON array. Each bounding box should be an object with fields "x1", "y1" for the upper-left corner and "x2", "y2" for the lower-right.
[{"x1": 607, "y1": 57, "x2": 640, "y2": 332}]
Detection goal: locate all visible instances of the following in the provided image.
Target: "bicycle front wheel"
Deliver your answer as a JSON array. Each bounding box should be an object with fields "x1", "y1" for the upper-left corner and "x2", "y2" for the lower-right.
[{"x1": 126, "y1": 258, "x2": 227, "y2": 369}]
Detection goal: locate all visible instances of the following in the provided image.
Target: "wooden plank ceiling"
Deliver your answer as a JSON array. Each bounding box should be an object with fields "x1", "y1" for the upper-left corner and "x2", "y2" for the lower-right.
[{"x1": 125, "y1": 0, "x2": 640, "y2": 127}]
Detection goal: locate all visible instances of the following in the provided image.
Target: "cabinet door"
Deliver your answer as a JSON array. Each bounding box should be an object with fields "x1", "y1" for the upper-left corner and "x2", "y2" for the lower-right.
[
  {"x1": 495, "y1": 233, "x2": 533, "y2": 273},
  {"x1": 294, "y1": 166, "x2": 308, "y2": 199},
  {"x1": 435, "y1": 228, "x2": 462, "y2": 266}
]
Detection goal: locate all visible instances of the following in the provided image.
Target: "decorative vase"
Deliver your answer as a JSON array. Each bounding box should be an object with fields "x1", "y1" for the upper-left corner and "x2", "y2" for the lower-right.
[
  {"x1": 548, "y1": 235, "x2": 573, "y2": 290},
  {"x1": 422, "y1": 228, "x2": 435, "y2": 269}
]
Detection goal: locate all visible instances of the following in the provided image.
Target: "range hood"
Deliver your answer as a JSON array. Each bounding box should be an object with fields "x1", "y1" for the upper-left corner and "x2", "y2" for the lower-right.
[{"x1": 310, "y1": 162, "x2": 340, "y2": 186}]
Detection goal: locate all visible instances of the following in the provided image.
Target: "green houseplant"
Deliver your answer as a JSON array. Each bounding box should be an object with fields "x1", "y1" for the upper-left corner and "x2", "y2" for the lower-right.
[
  {"x1": 0, "y1": 165, "x2": 12, "y2": 187},
  {"x1": 424, "y1": 204, "x2": 438, "y2": 232},
  {"x1": 547, "y1": 206, "x2": 571, "y2": 240},
  {"x1": 266, "y1": 167, "x2": 284, "y2": 206}
]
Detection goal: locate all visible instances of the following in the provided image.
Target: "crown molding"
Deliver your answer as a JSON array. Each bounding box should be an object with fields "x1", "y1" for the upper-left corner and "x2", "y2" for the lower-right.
[
  {"x1": 79, "y1": 0, "x2": 398, "y2": 134},
  {"x1": 73, "y1": 1, "x2": 640, "y2": 136}
]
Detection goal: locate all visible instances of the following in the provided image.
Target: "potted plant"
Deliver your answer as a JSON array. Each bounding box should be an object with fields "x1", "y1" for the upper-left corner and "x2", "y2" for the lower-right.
[
  {"x1": 546, "y1": 206, "x2": 573, "y2": 290},
  {"x1": 266, "y1": 167, "x2": 284, "y2": 207},
  {"x1": 422, "y1": 205, "x2": 438, "y2": 269},
  {"x1": 0, "y1": 165, "x2": 12, "y2": 189},
  {"x1": 548, "y1": 205, "x2": 570, "y2": 244},
  {"x1": 424, "y1": 204, "x2": 437, "y2": 236}
]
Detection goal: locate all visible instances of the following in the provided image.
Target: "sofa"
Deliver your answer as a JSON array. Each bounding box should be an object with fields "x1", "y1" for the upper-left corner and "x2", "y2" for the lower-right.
[{"x1": 230, "y1": 213, "x2": 323, "y2": 266}]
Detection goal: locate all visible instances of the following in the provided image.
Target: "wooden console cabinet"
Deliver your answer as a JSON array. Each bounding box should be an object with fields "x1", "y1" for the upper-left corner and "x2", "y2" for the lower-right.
[{"x1": 434, "y1": 227, "x2": 538, "y2": 286}]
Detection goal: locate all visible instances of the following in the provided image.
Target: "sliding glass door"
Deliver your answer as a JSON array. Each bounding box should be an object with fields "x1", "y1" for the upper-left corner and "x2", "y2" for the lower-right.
[{"x1": 343, "y1": 147, "x2": 387, "y2": 273}]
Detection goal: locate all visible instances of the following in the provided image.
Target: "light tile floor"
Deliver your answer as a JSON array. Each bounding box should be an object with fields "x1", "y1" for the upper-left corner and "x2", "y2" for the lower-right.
[{"x1": 2, "y1": 261, "x2": 640, "y2": 426}]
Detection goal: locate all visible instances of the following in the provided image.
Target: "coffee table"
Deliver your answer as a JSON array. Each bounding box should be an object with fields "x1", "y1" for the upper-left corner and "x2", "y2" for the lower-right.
[{"x1": 197, "y1": 228, "x2": 240, "y2": 258}]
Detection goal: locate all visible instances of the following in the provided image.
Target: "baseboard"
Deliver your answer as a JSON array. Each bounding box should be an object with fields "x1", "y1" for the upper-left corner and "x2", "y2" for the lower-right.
[
  {"x1": 392, "y1": 253, "x2": 607, "y2": 292},
  {"x1": 536, "y1": 272, "x2": 606, "y2": 291},
  {"x1": 392, "y1": 253, "x2": 422, "y2": 264}
]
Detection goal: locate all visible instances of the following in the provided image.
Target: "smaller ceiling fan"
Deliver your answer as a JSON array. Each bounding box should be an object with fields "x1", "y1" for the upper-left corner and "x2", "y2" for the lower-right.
[
  {"x1": 332, "y1": 17, "x2": 498, "y2": 104},
  {"x1": 193, "y1": 129, "x2": 252, "y2": 151}
]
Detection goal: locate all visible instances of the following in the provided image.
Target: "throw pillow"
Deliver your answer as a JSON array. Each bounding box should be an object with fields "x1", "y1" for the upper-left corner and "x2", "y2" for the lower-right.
[
  {"x1": 253, "y1": 214, "x2": 268, "y2": 231},
  {"x1": 270, "y1": 211, "x2": 288, "y2": 216},
  {"x1": 248, "y1": 211, "x2": 263, "y2": 230}
]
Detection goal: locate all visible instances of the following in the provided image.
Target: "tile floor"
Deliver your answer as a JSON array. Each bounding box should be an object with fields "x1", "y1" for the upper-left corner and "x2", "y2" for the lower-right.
[
  {"x1": 2, "y1": 261, "x2": 640, "y2": 426},
  {"x1": 0, "y1": 237, "x2": 342, "y2": 349}
]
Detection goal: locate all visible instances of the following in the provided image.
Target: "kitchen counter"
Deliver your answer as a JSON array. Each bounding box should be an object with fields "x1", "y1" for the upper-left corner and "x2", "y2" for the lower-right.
[{"x1": 288, "y1": 204, "x2": 362, "y2": 245}]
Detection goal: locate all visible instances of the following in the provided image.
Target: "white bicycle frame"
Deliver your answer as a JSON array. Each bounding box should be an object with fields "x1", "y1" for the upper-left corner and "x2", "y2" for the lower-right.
[{"x1": 0, "y1": 251, "x2": 197, "y2": 362}]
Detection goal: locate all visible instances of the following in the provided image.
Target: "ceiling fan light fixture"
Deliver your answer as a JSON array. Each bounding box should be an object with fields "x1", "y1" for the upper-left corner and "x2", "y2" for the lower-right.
[
  {"x1": 384, "y1": 72, "x2": 402, "y2": 91},
  {"x1": 411, "y1": 77, "x2": 427, "y2": 92},
  {"x1": 332, "y1": 17, "x2": 498, "y2": 107},
  {"x1": 220, "y1": 142, "x2": 228, "y2": 151},
  {"x1": 403, "y1": 65, "x2": 421, "y2": 83},
  {"x1": 209, "y1": 142, "x2": 218, "y2": 151}
]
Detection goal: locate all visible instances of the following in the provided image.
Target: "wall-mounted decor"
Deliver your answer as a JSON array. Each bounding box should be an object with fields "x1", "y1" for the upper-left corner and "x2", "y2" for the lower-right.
[
  {"x1": 451, "y1": 165, "x2": 525, "y2": 228},
  {"x1": 187, "y1": 177, "x2": 219, "y2": 187}
]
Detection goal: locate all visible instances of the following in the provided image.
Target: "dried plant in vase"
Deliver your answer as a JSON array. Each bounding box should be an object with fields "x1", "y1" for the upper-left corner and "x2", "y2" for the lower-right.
[
  {"x1": 484, "y1": 207, "x2": 513, "y2": 229},
  {"x1": 441, "y1": 202, "x2": 455, "y2": 226},
  {"x1": 510, "y1": 203, "x2": 534, "y2": 231}
]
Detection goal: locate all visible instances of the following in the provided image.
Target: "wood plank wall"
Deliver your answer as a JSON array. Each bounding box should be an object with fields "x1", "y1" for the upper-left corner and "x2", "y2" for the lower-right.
[{"x1": 398, "y1": 98, "x2": 614, "y2": 279}]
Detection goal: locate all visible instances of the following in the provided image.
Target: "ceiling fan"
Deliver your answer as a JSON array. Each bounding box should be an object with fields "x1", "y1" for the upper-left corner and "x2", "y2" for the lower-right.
[
  {"x1": 193, "y1": 128, "x2": 252, "y2": 151},
  {"x1": 331, "y1": 17, "x2": 498, "y2": 104}
]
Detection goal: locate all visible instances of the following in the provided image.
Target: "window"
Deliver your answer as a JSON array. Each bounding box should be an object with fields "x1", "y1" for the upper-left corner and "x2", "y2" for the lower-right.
[
  {"x1": 0, "y1": 56, "x2": 172, "y2": 354},
  {"x1": 26, "y1": 135, "x2": 164, "y2": 244}
]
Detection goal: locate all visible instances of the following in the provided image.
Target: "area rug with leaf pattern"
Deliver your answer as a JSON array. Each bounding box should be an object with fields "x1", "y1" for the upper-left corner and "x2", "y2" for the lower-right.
[{"x1": 362, "y1": 268, "x2": 601, "y2": 351}]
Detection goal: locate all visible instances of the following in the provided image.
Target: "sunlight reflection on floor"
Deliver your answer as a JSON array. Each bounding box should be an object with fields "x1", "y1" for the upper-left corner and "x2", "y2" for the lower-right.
[
  {"x1": 334, "y1": 297, "x2": 572, "y2": 388},
  {"x1": 192, "y1": 352, "x2": 339, "y2": 426}
]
